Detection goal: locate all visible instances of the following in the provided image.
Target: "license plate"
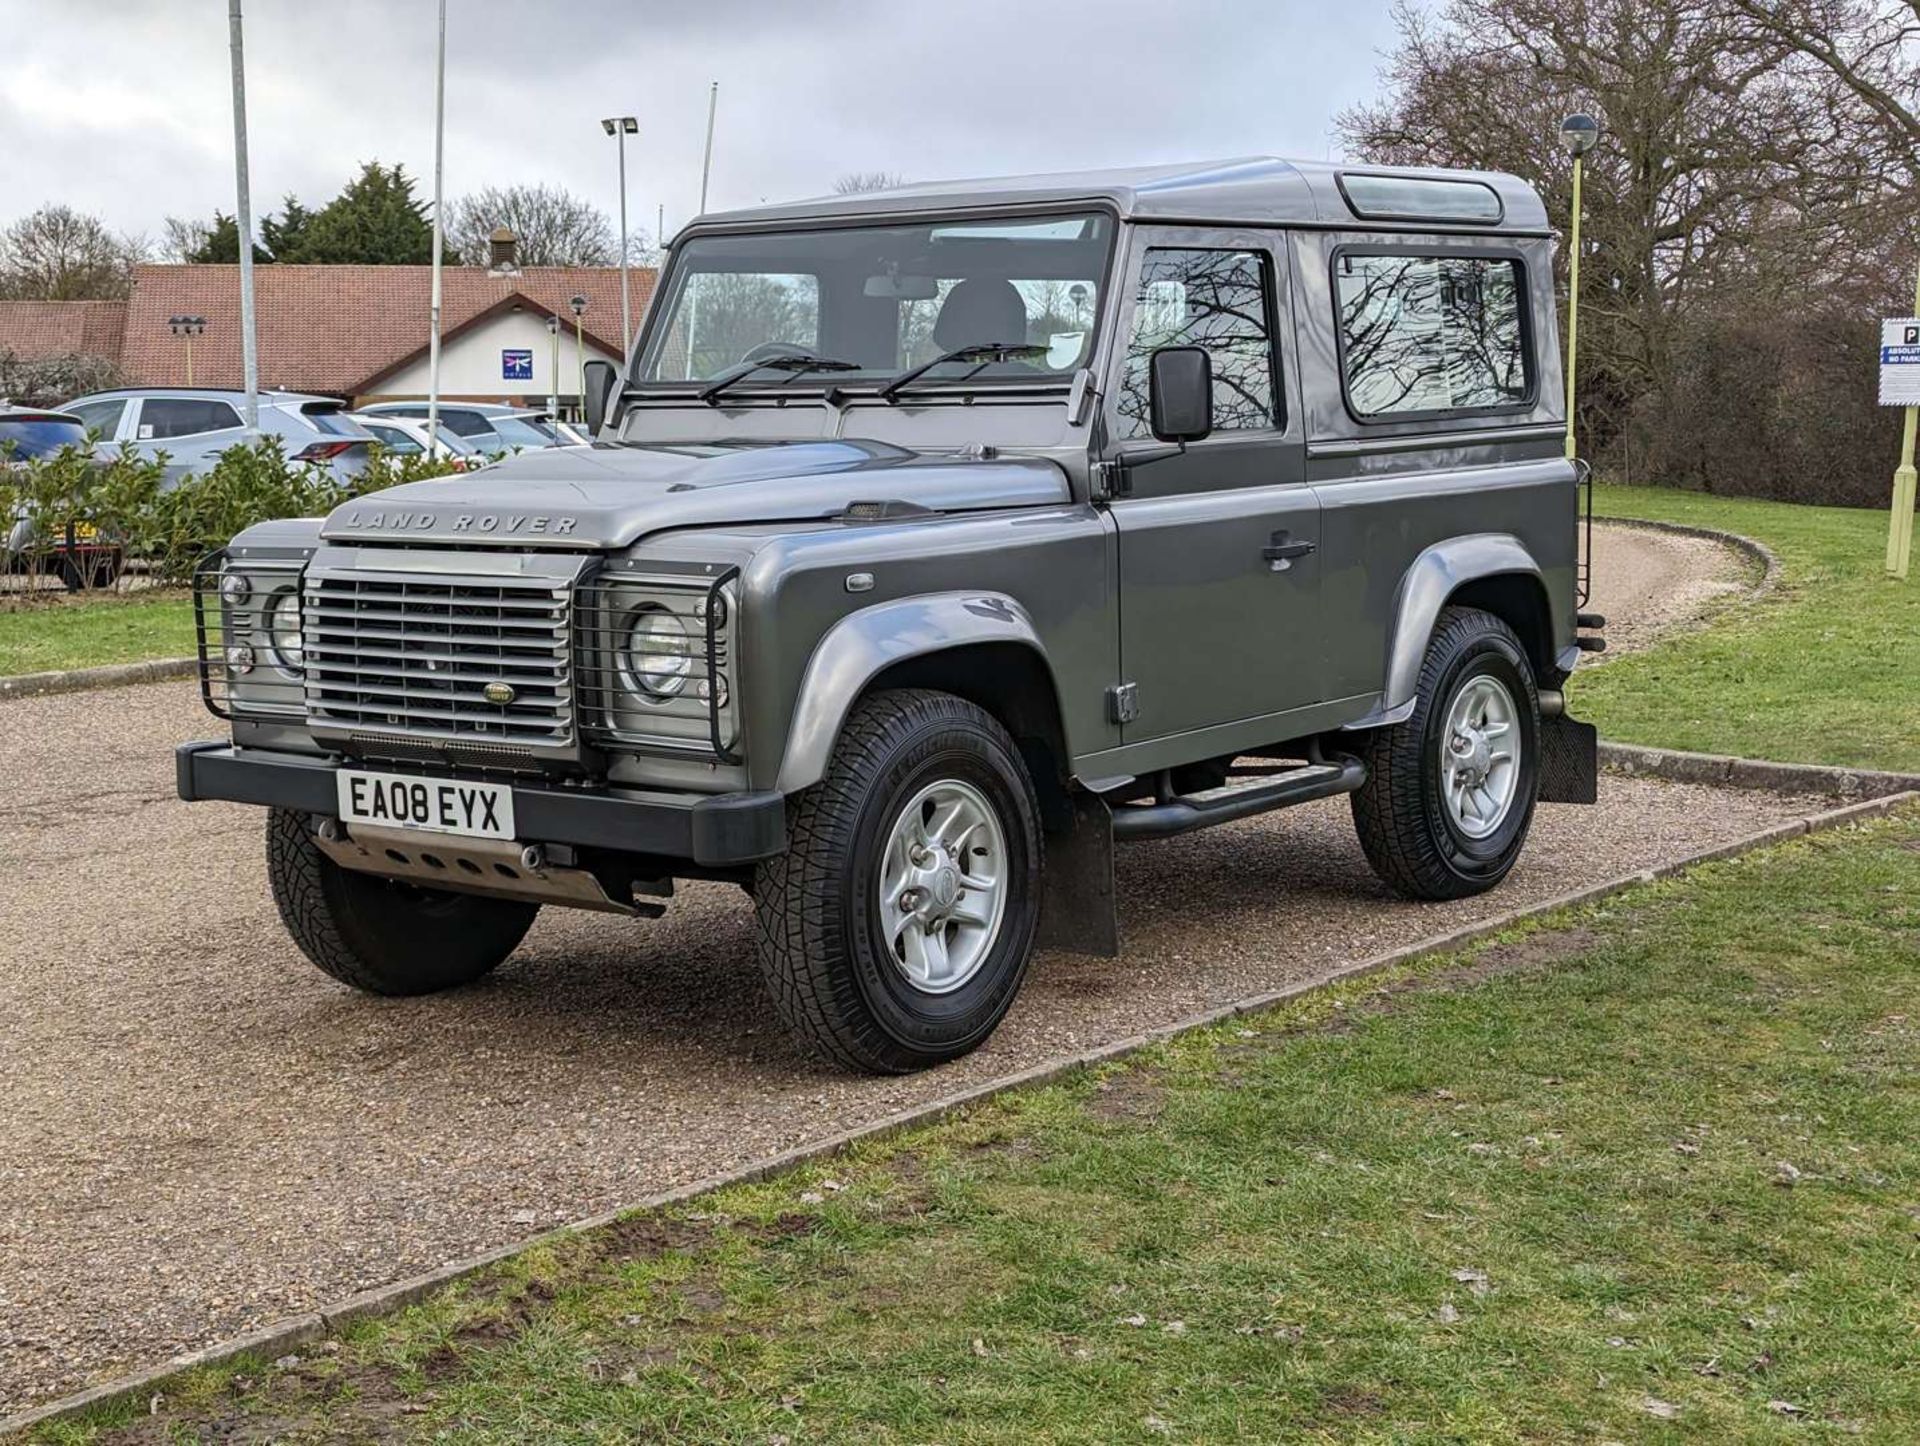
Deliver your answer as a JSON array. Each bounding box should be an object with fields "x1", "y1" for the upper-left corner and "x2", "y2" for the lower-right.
[{"x1": 336, "y1": 770, "x2": 515, "y2": 840}]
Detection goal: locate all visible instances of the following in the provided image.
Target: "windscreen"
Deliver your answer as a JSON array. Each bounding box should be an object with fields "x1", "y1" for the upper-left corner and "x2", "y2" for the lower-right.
[
  {"x1": 638, "y1": 212, "x2": 1113, "y2": 387},
  {"x1": 0, "y1": 418, "x2": 88, "y2": 458}
]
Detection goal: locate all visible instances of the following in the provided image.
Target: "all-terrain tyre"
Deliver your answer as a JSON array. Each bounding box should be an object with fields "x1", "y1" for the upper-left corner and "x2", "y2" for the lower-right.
[
  {"x1": 266, "y1": 808, "x2": 538, "y2": 995},
  {"x1": 1351, "y1": 606, "x2": 1541, "y2": 901},
  {"x1": 753, "y1": 689, "x2": 1044, "y2": 1074}
]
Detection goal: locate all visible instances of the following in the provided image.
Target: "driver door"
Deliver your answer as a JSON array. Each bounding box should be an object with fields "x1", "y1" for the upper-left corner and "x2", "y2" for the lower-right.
[{"x1": 1101, "y1": 229, "x2": 1321, "y2": 747}]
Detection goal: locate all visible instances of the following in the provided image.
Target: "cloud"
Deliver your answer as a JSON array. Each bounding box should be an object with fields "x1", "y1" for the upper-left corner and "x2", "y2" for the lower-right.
[{"x1": 0, "y1": 0, "x2": 1402, "y2": 240}]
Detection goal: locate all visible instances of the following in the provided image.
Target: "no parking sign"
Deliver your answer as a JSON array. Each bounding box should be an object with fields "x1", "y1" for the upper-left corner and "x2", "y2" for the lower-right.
[{"x1": 1878, "y1": 318, "x2": 1920, "y2": 405}]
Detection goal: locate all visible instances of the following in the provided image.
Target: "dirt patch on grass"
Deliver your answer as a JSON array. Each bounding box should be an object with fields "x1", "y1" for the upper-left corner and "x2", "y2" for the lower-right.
[{"x1": 1085, "y1": 1068, "x2": 1167, "y2": 1123}]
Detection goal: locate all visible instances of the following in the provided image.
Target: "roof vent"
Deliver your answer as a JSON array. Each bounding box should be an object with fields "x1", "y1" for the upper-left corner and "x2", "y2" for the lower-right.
[{"x1": 488, "y1": 226, "x2": 520, "y2": 273}]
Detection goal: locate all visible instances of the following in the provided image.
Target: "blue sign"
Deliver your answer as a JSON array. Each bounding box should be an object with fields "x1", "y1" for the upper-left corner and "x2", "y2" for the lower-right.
[{"x1": 501, "y1": 348, "x2": 534, "y2": 381}]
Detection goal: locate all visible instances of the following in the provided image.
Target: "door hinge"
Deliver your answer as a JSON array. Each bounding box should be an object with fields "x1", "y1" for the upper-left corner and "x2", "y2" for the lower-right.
[
  {"x1": 1090, "y1": 459, "x2": 1131, "y2": 502},
  {"x1": 1108, "y1": 681, "x2": 1140, "y2": 725}
]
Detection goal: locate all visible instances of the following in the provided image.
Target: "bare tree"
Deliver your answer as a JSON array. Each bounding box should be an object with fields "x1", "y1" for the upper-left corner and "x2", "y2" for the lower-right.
[
  {"x1": 1337, "y1": 0, "x2": 1881, "y2": 455},
  {"x1": 833, "y1": 171, "x2": 907, "y2": 195},
  {"x1": 0, "y1": 206, "x2": 146, "y2": 300},
  {"x1": 445, "y1": 184, "x2": 621, "y2": 267},
  {"x1": 161, "y1": 215, "x2": 212, "y2": 264}
]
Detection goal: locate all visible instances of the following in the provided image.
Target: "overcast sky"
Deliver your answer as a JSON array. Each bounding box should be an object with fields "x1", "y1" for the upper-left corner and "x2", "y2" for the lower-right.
[{"x1": 1, "y1": 0, "x2": 1406, "y2": 247}]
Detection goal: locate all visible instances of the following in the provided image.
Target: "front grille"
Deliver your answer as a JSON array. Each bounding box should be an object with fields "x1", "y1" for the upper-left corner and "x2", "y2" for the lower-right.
[{"x1": 303, "y1": 571, "x2": 574, "y2": 749}]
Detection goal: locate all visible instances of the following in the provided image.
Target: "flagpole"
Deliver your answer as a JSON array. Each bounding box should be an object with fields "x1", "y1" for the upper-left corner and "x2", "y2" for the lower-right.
[
  {"x1": 228, "y1": 0, "x2": 258, "y2": 429},
  {"x1": 426, "y1": 0, "x2": 447, "y2": 445}
]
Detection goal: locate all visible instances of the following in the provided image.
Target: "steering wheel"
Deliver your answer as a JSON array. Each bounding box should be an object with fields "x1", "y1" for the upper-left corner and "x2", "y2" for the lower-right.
[{"x1": 740, "y1": 341, "x2": 814, "y2": 364}]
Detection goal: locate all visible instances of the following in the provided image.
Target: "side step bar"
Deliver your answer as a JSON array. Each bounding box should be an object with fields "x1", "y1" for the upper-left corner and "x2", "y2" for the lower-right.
[{"x1": 1110, "y1": 755, "x2": 1369, "y2": 842}]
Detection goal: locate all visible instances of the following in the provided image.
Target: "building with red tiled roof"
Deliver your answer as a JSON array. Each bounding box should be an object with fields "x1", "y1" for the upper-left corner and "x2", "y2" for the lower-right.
[
  {"x1": 0, "y1": 299, "x2": 128, "y2": 363},
  {"x1": 0, "y1": 255, "x2": 656, "y2": 410}
]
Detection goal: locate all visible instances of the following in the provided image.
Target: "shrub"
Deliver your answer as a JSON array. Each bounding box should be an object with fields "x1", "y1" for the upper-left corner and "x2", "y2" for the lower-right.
[{"x1": 3, "y1": 436, "x2": 466, "y2": 594}]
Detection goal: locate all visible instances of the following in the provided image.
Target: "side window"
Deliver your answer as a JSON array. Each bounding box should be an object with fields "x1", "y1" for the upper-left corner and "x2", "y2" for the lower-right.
[
  {"x1": 1335, "y1": 253, "x2": 1528, "y2": 418},
  {"x1": 69, "y1": 399, "x2": 126, "y2": 438},
  {"x1": 1117, "y1": 248, "x2": 1277, "y2": 439},
  {"x1": 138, "y1": 398, "x2": 243, "y2": 440}
]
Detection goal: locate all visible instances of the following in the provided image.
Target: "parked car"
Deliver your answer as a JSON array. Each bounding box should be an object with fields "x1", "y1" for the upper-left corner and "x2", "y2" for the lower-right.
[
  {"x1": 179, "y1": 157, "x2": 1604, "y2": 1074},
  {"x1": 1, "y1": 406, "x2": 123, "y2": 589},
  {"x1": 357, "y1": 401, "x2": 564, "y2": 453},
  {"x1": 347, "y1": 412, "x2": 481, "y2": 466},
  {"x1": 61, "y1": 388, "x2": 376, "y2": 487}
]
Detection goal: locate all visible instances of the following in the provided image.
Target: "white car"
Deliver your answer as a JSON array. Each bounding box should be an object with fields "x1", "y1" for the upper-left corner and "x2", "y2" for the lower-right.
[{"x1": 347, "y1": 413, "x2": 481, "y2": 466}]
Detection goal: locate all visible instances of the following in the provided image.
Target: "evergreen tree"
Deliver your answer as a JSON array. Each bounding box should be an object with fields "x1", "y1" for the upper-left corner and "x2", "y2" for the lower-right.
[
  {"x1": 259, "y1": 195, "x2": 312, "y2": 262},
  {"x1": 292, "y1": 162, "x2": 433, "y2": 264},
  {"x1": 185, "y1": 211, "x2": 271, "y2": 264}
]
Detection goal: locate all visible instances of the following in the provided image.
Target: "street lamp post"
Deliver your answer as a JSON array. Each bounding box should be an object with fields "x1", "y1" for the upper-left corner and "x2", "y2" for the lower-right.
[
  {"x1": 601, "y1": 116, "x2": 638, "y2": 358},
  {"x1": 168, "y1": 315, "x2": 206, "y2": 385},
  {"x1": 546, "y1": 313, "x2": 561, "y2": 419},
  {"x1": 1559, "y1": 113, "x2": 1601, "y2": 464},
  {"x1": 569, "y1": 293, "x2": 588, "y2": 409}
]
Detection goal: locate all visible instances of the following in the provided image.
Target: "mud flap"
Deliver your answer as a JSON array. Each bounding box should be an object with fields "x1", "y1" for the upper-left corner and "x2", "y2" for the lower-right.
[
  {"x1": 1538, "y1": 714, "x2": 1599, "y2": 804},
  {"x1": 1037, "y1": 789, "x2": 1119, "y2": 957}
]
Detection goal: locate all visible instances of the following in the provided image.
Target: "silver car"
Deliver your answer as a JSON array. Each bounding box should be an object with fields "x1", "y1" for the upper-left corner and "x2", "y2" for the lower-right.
[
  {"x1": 347, "y1": 412, "x2": 482, "y2": 465},
  {"x1": 61, "y1": 388, "x2": 377, "y2": 487},
  {"x1": 357, "y1": 401, "x2": 565, "y2": 453}
]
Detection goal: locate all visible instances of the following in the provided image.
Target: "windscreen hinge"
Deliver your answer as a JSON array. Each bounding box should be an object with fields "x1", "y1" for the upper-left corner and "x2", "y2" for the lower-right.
[{"x1": 1090, "y1": 459, "x2": 1131, "y2": 502}]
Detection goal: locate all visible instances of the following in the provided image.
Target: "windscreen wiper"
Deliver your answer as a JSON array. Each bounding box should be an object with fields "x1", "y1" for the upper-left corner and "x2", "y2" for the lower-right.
[
  {"x1": 698, "y1": 353, "x2": 859, "y2": 406},
  {"x1": 877, "y1": 341, "x2": 1049, "y2": 404}
]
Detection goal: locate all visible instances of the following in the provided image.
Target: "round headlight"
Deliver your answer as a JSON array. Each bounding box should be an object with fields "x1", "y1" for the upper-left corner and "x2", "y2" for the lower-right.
[
  {"x1": 220, "y1": 572, "x2": 252, "y2": 605},
  {"x1": 267, "y1": 589, "x2": 303, "y2": 672},
  {"x1": 623, "y1": 607, "x2": 693, "y2": 699}
]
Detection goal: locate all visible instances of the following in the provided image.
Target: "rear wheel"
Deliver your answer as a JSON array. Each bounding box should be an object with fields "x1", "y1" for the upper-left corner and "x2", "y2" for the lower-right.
[
  {"x1": 1351, "y1": 606, "x2": 1540, "y2": 900},
  {"x1": 753, "y1": 689, "x2": 1043, "y2": 1073},
  {"x1": 266, "y1": 808, "x2": 538, "y2": 995}
]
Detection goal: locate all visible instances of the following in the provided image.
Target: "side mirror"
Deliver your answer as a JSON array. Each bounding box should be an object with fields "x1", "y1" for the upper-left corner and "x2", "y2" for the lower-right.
[
  {"x1": 1148, "y1": 345, "x2": 1213, "y2": 445},
  {"x1": 582, "y1": 359, "x2": 618, "y2": 439}
]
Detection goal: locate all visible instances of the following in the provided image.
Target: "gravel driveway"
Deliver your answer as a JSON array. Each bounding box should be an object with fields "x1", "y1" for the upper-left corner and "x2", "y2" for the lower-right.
[
  {"x1": 0, "y1": 525, "x2": 1780, "y2": 1411},
  {"x1": 1585, "y1": 519, "x2": 1750, "y2": 657}
]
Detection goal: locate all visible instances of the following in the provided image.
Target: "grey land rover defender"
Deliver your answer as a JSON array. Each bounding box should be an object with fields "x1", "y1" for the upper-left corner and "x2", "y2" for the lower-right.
[{"x1": 178, "y1": 158, "x2": 1603, "y2": 1074}]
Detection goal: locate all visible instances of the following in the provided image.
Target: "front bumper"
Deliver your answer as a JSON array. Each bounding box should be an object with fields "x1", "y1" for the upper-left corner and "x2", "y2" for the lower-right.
[{"x1": 175, "y1": 742, "x2": 786, "y2": 867}]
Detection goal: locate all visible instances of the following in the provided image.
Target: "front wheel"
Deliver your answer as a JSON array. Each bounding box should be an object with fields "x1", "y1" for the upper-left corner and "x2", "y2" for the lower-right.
[
  {"x1": 752, "y1": 689, "x2": 1043, "y2": 1073},
  {"x1": 1351, "y1": 606, "x2": 1541, "y2": 900},
  {"x1": 265, "y1": 808, "x2": 539, "y2": 995}
]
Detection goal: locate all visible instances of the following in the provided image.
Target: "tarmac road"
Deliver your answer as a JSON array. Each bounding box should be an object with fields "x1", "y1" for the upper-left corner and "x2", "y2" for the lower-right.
[{"x1": 0, "y1": 524, "x2": 1778, "y2": 1412}]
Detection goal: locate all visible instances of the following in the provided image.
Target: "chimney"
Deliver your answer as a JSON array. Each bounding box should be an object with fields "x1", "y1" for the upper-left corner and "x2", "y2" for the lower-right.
[{"x1": 488, "y1": 226, "x2": 519, "y2": 273}]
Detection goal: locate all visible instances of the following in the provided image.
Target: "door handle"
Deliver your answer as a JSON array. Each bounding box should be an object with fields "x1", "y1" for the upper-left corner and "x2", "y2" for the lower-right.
[{"x1": 1261, "y1": 531, "x2": 1317, "y2": 568}]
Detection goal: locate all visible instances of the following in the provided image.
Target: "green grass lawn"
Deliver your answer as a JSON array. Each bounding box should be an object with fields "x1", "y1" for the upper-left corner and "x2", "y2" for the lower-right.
[
  {"x1": 0, "y1": 593, "x2": 193, "y2": 677},
  {"x1": 42, "y1": 809, "x2": 1920, "y2": 1445},
  {"x1": 1577, "y1": 486, "x2": 1920, "y2": 772}
]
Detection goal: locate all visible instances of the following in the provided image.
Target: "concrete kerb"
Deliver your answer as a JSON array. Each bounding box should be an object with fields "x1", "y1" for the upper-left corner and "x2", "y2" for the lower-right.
[
  {"x1": 1598, "y1": 741, "x2": 1920, "y2": 801},
  {"x1": 0, "y1": 657, "x2": 196, "y2": 703},
  {"x1": 6, "y1": 785, "x2": 1913, "y2": 1440}
]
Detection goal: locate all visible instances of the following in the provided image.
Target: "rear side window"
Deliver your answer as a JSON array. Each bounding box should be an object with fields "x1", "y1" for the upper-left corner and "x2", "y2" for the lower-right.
[
  {"x1": 1118, "y1": 247, "x2": 1278, "y2": 439},
  {"x1": 438, "y1": 411, "x2": 498, "y2": 439},
  {"x1": 68, "y1": 399, "x2": 126, "y2": 438},
  {"x1": 363, "y1": 423, "x2": 423, "y2": 454},
  {"x1": 1335, "y1": 252, "x2": 1529, "y2": 419},
  {"x1": 138, "y1": 398, "x2": 243, "y2": 439},
  {"x1": 0, "y1": 418, "x2": 88, "y2": 458}
]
